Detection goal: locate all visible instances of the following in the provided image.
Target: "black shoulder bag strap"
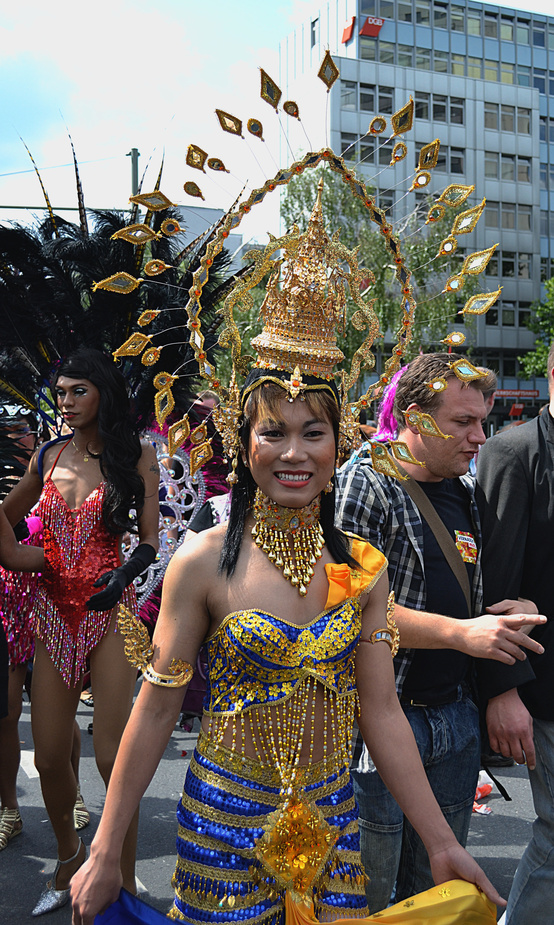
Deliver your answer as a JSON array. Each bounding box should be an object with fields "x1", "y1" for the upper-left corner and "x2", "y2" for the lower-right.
[{"x1": 401, "y1": 475, "x2": 473, "y2": 619}]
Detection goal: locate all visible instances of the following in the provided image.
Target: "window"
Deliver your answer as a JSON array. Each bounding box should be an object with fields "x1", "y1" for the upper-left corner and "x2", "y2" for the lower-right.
[
  {"x1": 533, "y1": 25, "x2": 546, "y2": 47},
  {"x1": 518, "y1": 205, "x2": 532, "y2": 232},
  {"x1": 501, "y1": 154, "x2": 515, "y2": 181},
  {"x1": 398, "y1": 3, "x2": 413, "y2": 22},
  {"x1": 360, "y1": 137, "x2": 375, "y2": 163},
  {"x1": 468, "y1": 57, "x2": 482, "y2": 79},
  {"x1": 484, "y1": 13, "x2": 498, "y2": 38},
  {"x1": 398, "y1": 45, "x2": 413, "y2": 67},
  {"x1": 484, "y1": 102, "x2": 498, "y2": 130},
  {"x1": 467, "y1": 11, "x2": 481, "y2": 36},
  {"x1": 415, "y1": 1, "x2": 430, "y2": 25},
  {"x1": 517, "y1": 65, "x2": 531, "y2": 86},
  {"x1": 502, "y1": 304, "x2": 515, "y2": 326},
  {"x1": 517, "y1": 20, "x2": 530, "y2": 44},
  {"x1": 360, "y1": 84, "x2": 375, "y2": 111},
  {"x1": 550, "y1": 76, "x2": 554, "y2": 96},
  {"x1": 450, "y1": 148, "x2": 464, "y2": 174},
  {"x1": 517, "y1": 157, "x2": 531, "y2": 183},
  {"x1": 360, "y1": 38, "x2": 377, "y2": 61},
  {"x1": 433, "y1": 95, "x2": 447, "y2": 122},
  {"x1": 435, "y1": 148, "x2": 447, "y2": 172},
  {"x1": 486, "y1": 309, "x2": 499, "y2": 325},
  {"x1": 501, "y1": 62, "x2": 514, "y2": 84},
  {"x1": 519, "y1": 304, "x2": 532, "y2": 327},
  {"x1": 540, "y1": 211, "x2": 549, "y2": 236},
  {"x1": 450, "y1": 98, "x2": 464, "y2": 124},
  {"x1": 361, "y1": 0, "x2": 376, "y2": 12},
  {"x1": 380, "y1": 0, "x2": 394, "y2": 16},
  {"x1": 540, "y1": 164, "x2": 547, "y2": 189},
  {"x1": 379, "y1": 141, "x2": 393, "y2": 166},
  {"x1": 434, "y1": 2, "x2": 448, "y2": 29},
  {"x1": 379, "y1": 86, "x2": 394, "y2": 114},
  {"x1": 484, "y1": 60, "x2": 498, "y2": 82},
  {"x1": 486, "y1": 256, "x2": 499, "y2": 277},
  {"x1": 540, "y1": 116, "x2": 547, "y2": 141},
  {"x1": 452, "y1": 54, "x2": 465, "y2": 76},
  {"x1": 434, "y1": 50, "x2": 448, "y2": 73},
  {"x1": 341, "y1": 81, "x2": 357, "y2": 110},
  {"x1": 500, "y1": 17, "x2": 514, "y2": 41},
  {"x1": 311, "y1": 18, "x2": 319, "y2": 48},
  {"x1": 485, "y1": 152, "x2": 499, "y2": 179},
  {"x1": 550, "y1": 164, "x2": 554, "y2": 185},
  {"x1": 415, "y1": 92, "x2": 430, "y2": 120},
  {"x1": 485, "y1": 201, "x2": 499, "y2": 227},
  {"x1": 379, "y1": 42, "x2": 395, "y2": 64},
  {"x1": 503, "y1": 355, "x2": 517, "y2": 373},
  {"x1": 534, "y1": 69, "x2": 546, "y2": 94},
  {"x1": 541, "y1": 257, "x2": 552, "y2": 282},
  {"x1": 518, "y1": 254, "x2": 531, "y2": 279},
  {"x1": 549, "y1": 24, "x2": 554, "y2": 49},
  {"x1": 501, "y1": 203, "x2": 516, "y2": 229},
  {"x1": 501, "y1": 105, "x2": 515, "y2": 132},
  {"x1": 549, "y1": 118, "x2": 554, "y2": 143},
  {"x1": 380, "y1": 192, "x2": 394, "y2": 214},
  {"x1": 517, "y1": 107, "x2": 530, "y2": 134},
  {"x1": 451, "y1": 5, "x2": 464, "y2": 32},
  {"x1": 502, "y1": 252, "x2": 516, "y2": 277},
  {"x1": 416, "y1": 47, "x2": 431, "y2": 70},
  {"x1": 341, "y1": 134, "x2": 357, "y2": 159}
]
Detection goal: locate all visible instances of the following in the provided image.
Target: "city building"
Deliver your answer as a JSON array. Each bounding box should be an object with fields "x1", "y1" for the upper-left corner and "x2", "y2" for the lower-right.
[{"x1": 280, "y1": 1, "x2": 554, "y2": 424}]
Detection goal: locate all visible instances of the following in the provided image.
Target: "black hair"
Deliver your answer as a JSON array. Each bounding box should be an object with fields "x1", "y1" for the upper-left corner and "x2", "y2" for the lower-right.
[
  {"x1": 54, "y1": 348, "x2": 144, "y2": 534},
  {"x1": 219, "y1": 375, "x2": 360, "y2": 577}
]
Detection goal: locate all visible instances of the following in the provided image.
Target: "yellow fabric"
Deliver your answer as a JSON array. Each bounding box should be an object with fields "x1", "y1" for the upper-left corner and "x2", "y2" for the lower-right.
[
  {"x1": 285, "y1": 880, "x2": 496, "y2": 925},
  {"x1": 325, "y1": 537, "x2": 387, "y2": 609}
]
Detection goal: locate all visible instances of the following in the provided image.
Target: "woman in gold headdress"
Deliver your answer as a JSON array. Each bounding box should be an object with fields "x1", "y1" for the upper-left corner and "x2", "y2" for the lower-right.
[{"x1": 70, "y1": 191, "x2": 503, "y2": 925}]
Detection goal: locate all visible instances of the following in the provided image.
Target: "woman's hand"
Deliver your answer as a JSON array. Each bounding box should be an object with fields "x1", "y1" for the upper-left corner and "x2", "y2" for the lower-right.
[
  {"x1": 70, "y1": 853, "x2": 122, "y2": 925},
  {"x1": 0, "y1": 503, "x2": 44, "y2": 571},
  {"x1": 428, "y1": 842, "x2": 506, "y2": 908}
]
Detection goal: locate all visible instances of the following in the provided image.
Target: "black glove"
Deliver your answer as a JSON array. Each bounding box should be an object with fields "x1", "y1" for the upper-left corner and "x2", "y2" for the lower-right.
[{"x1": 86, "y1": 543, "x2": 157, "y2": 611}]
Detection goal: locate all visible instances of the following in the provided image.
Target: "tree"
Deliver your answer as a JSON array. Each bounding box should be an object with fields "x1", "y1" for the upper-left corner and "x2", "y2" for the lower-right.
[{"x1": 518, "y1": 279, "x2": 554, "y2": 379}]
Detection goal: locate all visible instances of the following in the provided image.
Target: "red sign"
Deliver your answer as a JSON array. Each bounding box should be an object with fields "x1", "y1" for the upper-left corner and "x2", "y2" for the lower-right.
[
  {"x1": 509, "y1": 403, "x2": 524, "y2": 417},
  {"x1": 359, "y1": 16, "x2": 385, "y2": 37},
  {"x1": 342, "y1": 16, "x2": 356, "y2": 44},
  {"x1": 494, "y1": 389, "x2": 539, "y2": 398}
]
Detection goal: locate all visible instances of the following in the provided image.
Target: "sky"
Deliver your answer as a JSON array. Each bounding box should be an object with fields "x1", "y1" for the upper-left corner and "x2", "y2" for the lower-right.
[{"x1": 0, "y1": 0, "x2": 553, "y2": 245}]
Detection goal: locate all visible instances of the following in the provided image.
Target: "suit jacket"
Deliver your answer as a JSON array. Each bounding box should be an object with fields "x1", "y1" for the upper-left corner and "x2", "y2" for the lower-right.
[{"x1": 476, "y1": 410, "x2": 554, "y2": 719}]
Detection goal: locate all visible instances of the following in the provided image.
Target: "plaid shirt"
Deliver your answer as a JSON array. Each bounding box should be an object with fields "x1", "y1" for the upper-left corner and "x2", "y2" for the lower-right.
[{"x1": 336, "y1": 454, "x2": 483, "y2": 696}]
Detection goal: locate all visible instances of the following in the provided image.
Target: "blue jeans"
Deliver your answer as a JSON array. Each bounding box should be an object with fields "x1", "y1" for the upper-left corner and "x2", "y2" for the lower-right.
[
  {"x1": 352, "y1": 691, "x2": 480, "y2": 913},
  {"x1": 506, "y1": 718, "x2": 554, "y2": 923}
]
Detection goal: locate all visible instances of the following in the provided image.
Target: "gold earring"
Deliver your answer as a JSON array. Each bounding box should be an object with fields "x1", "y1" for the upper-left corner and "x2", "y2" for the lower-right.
[{"x1": 324, "y1": 479, "x2": 333, "y2": 494}]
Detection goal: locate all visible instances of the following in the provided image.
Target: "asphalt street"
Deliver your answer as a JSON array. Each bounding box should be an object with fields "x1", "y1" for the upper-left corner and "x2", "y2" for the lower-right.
[{"x1": 0, "y1": 683, "x2": 531, "y2": 923}]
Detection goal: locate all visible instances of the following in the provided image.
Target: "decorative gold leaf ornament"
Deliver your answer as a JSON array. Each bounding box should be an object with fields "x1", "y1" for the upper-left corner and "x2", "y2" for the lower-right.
[
  {"x1": 427, "y1": 377, "x2": 448, "y2": 392},
  {"x1": 368, "y1": 591, "x2": 400, "y2": 656},
  {"x1": 404, "y1": 410, "x2": 452, "y2": 440},
  {"x1": 248, "y1": 118, "x2": 264, "y2": 140},
  {"x1": 370, "y1": 443, "x2": 408, "y2": 480},
  {"x1": 215, "y1": 109, "x2": 243, "y2": 136},
  {"x1": 189, "y1": 441, "x2": 213, "y2": 477},
  {"x1": 461, "y1": 288, "x2": 502, "y2": 316},
  {"x1": 461, "y1": 245, "x2": 498, "y2": 275},
  {"x1": 391, "y1": 98, "x2": 414, "y2": 135},
  {"x1": 129, "y1": 190, "x2": 175, "y2": 211},
  {"x1": 93, "y1": 272, "x2": 141, "y2": 294},
  {"x1": 207, "y1": 157, "x2": 228, "y2": 172},
  {"x1": 369, "y1": 116, "x2": 386, "y2": 134},
  {"x1": 437, "y1": 235, "x2": 458, "y2": 256},
  {"x1": 426, "y1": 204, "x2": 445, "y2": 224},
  {"x1": 260, "y1": 69, "x2": 282, "y2": 110},
  {"x1": 451, "y1": 199, "x2": 486, "y2": 235},
  {"x1": 317, "y1": 50, "x2": 340, "y2": 91},
  {"x1": 440, "y1": 332, "x2": 466, "y2": 346},
  {"x1": 410, "y1": 171, "x2": 431, "y2": 190},
  {"x1": 167, "y1": 417, "x2": 190, "y2": 456},
  {"x1": 141, "y1": 346, "x2": 162, "y2": 366},
  {"x1": 418, "y1": 140, "x2": 441, "y2": 170},
  {"x1": 389, "y1": 441, "x2": 426, "y2": 467},
  {"x1": 138, "y1": 310, "x2": 160, "y2": 327},
  {"x1": 113, "y1": 332, "x2": 150, "y2": 358},
  {"x1": 436, "y1": 184, "x2": 475, "y2": 207},
  {"x1": 186, "y1": 144, "x2": 208, "y2": 171},
  {"x1": 449, "y1": 358, "x2": 487, "y2": 383},
  {"x1": 144, "y1": 260, "x2": 171, "y2": 276},
  {"x1": 117, "y1": 604, "x2": 153, "y2": 669},
  {"x1": 111, "y1": 224, "x2": 159, "y2": 244},
  {"x1": 391, "y1": 142, "x2": 407, "y2": 163},
  {"x1": 160, "y1": 218, "x2": 180, "y2": 236},
  {"x1": 283, "y1": 100, "x2": 300, "y2": 119},
  {"x1": 154, "y1": 385, "x2": 175, "y2": 426},
  {"x1": 183, "y1": 181, "x2": 204, "y2": 200}
]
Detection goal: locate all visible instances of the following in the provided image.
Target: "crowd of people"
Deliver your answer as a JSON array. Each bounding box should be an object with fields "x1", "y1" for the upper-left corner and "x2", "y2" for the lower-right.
[{"x1": 0, "y1": 207, "x2": 552, "y2": 925}]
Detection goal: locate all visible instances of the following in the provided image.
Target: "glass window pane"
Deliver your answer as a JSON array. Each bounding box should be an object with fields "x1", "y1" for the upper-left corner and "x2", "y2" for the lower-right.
[
  {"x1": 341, "y1": 81, "x2": 357, "y2": 110},
  {"x1": 468, "y1": 11, "x2": 481, "y2": 36},
  {"x1": 518, "y1": 205, "x2": 532, "y2": 231},
  {"x1": 501, "y1": 63, "x2": 514, "y2": 84},
  {"x1": 517, "y1": 65, "x2": 531, "y2": 86},
  {"x1": 486, "y1": 202, "x2": 499, "y2": 227},
  {"x1": 500, "y1": 18, "x2": 513, "y2": 41},
  {"x1": 486, "y1": 257, "x2": 499, "y2": 277},
  {"x1": 517, "y1": 21, "x2": 530, "y2": 44},
  {"x1": 451, "y1": 5, "x2": 464, "y2": 32},
  {"x1": 341, "y1": 134, "x2": 357, "y2": 158},
  {"x1": 416, "y1": 1, "x2": 430, "y2": 25},
  {"x1": 398, "y1": 45, "x2": 413, "y2": 67},
  {"x1": 416, "y1": 47, "x2": 431, "y2": 70},
  {"x1": 519, "y1": 307, "x2": 531, "y2": 327},
  {"x1": 379, "y1": 142, "x2": 393, "y2": 165},
  {"x1": 468, "y1": 57, "x2": 482, "y2": 79},
  {"x1": 540, "y1": 117, "x2": 547, "y2": 141},
  {"x1": 379, "y1": 87, "x2": 394, "y2": 114},
  {"x1": 549, "y1": 25, "x2": 554, "y2": 49},
  {"x1": 484, "y1": 60, "x2": 498, "y2": 81},
  {"x1": 484, "y1": 103, "x2": 499, "y2": 130},
  {"x1": 360, "y1": 84, "x2": 375, "y2": 111},
  {"x1": 502, "y1": 252, "x2": 515, "y2": 277},
  {"x1": 517, "y1": 157, "x2": 531, "y2": 183},
  {"x1": 484, "y1": 13, "x2": 498, "y2": 38},
  {"x1": 485, "y1": 152, "x2": 498, "y2": 178},
  {"x1": 533, "y1": 26, "x2": 545, "y2": 47},
  {"x1": 415, "y1": 93, "x2": 430, "y2": 120},
  {"x1": 450, "y1": 149, "x2": 464, "y2": 174},
  {"x1": 398, "y1": 3, "x2": 413, "y2": 22},
  {"x1": 501, "y1": 105, "x2": 515, "y2": 132},
  {"x1": 360, "y1": 137, "x2": 375, "y2": 162},
  {"x1": 502, "y1": 204, "x2": 516, "y2": 229},
  {"x1": 380, "y1": 41, "x2": 395, "y2": 64},
  {"x1": 540, "y1": 164, "x2": 547, "y2": 189},
  {"x1": 518, "y1": 254, "x2": 531, "y2": 278},
  {"x1": 534, "y1": 71, "x2": 546, "y2": 93},
  {"x1": 450, "y1": 98, "x2": 464, "y2": 124},
  {"x1": 501, "y1": 154, "x2": 515, "y2": 180},
  {"x1": 380, "y1": 0, "x2": 394, "y2": 17},
  {"x1": 434, "y1": 2, "x2": 447, "y2": 29},
  {"x1": 360, "y1": 38, "x2": 377, "y2": 61},
  {"x1": 452, "y1": 54, "x2": 465, "y2": 76},
  {"x1": 486, "y1": 308, "x2": 499, "y2": 325},
  {"x1": 434, "y1": 50, "x2": 448, "y2": 73},
  {"x1": 433, "y1": 95, "x2": 447, "y2": 121},
  {"x1": 517, "y1": 108, "x2": 530, "y2": 134},
  {"x1": 503, "y1": 308, "x2": 515, "y2": 326},
  {"x1": 361, "y1": 0, "x2": 377, "y2": 12}
]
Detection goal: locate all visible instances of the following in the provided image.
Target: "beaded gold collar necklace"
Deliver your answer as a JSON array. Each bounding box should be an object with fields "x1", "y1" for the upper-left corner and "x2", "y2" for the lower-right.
[{"x1": 251, "y1": 489, "x2": 324, "y2": 596}]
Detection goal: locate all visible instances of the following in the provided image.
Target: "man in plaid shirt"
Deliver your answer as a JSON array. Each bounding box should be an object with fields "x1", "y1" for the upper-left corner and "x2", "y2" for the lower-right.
[{"x1": 336, "y1": 353, "x2": 545, "y2": 912}]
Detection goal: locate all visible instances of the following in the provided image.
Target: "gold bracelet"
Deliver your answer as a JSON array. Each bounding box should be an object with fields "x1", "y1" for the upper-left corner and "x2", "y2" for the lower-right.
[
  {"x1": 360, "y1": 592, "x2": 400, "y2": 657},
  {"x1": 143, "y1": 660, "x2": 194, "y2": 688}
]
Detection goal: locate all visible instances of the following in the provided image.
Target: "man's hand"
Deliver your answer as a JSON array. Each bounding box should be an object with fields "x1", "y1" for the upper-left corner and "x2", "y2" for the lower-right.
[
  {"x1": 487, "y1": 687, "x2": 535, "y2": 769},
  {"x1": 428, "y1": 843, "x2": 506, "y2": 909},
  {"x1": 456, "y1": 612, "x2": 545, "y2": 663},
  {"x1": 486, "y1": 598, "x2": 539, "y2": 635}
]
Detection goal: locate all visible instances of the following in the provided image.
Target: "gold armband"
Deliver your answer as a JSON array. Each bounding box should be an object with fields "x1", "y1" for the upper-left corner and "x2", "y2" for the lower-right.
[
  {"x1": 117, "y1": 604, "x2": 193, "y2": 688},
  {"x1": 361, "y1": 592, "x2": 400, "y2": 657}
]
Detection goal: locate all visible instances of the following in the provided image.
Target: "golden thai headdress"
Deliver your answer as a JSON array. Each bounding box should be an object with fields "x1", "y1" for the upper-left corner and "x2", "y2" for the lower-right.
[{"x1": 98, "y1": 52, "x2": 498, "y2": 481}]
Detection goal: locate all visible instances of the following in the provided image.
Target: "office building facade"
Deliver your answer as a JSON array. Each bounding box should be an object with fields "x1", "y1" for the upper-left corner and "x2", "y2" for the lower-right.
[{"x1": 280, "y1": 1, "x2": 554, "y2": 420}]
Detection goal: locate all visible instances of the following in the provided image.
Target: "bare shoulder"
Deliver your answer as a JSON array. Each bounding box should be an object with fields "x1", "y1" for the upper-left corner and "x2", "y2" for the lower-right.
[
  {"x1": 138, "y1": 440, "x2": 159, "y2": 468},
  {"x1": 167, "y1": 523, "x2": 226, "y2": 581}
]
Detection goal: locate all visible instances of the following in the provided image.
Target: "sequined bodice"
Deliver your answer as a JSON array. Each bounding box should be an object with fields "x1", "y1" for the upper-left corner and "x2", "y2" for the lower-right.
[{"x1": 205, "y1": 599, "x2": 361, "y2": 717}]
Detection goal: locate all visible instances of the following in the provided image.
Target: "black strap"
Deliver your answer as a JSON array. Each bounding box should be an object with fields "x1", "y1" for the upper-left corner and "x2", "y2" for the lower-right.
[{"x1": 401, "y1": 475, "x2": 473, "y2": 619}]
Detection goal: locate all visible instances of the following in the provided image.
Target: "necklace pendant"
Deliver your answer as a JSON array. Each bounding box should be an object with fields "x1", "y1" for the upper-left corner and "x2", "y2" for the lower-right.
[{"x1": 83, "y1": 454, "x2": 89, "y2": 462}]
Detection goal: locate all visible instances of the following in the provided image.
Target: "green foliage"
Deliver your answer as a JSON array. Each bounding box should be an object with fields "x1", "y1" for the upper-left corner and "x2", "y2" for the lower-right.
[{"x1": 518, "y1": 278, "x2": 554, "y2": 378}]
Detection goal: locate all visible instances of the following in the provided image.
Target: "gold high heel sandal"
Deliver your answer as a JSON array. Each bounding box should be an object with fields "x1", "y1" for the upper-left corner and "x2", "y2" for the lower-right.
[
  {"x1": 74, "y1": 785, "x2": 90, "y2": 830},
  {"x1": 32, "y1": 838, "x2": 86, "y2": 916},
  {"x1": 0, "y1": 807, "x2": 23, "y2": 850}
]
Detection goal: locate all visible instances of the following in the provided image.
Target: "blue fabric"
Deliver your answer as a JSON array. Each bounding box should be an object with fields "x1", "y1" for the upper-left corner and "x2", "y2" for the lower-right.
[
  {"x1": 506, "y1": 718, "x2": 554, "y2": 923},
  {"x1": 351, "y1": 693, "x2": 480, "y2": 913},
  {"x1": 95, "y1": 889, "x2": 170, "y2": 924}
]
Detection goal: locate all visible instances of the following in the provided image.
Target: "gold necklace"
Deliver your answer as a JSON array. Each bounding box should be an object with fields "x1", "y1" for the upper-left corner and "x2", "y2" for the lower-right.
[
  {"x1": 71, "y1": 439, "x2": 99, "y2": 463},
  {"x1": 251, "y1": 489, "x2": 324, "y2": 596}
]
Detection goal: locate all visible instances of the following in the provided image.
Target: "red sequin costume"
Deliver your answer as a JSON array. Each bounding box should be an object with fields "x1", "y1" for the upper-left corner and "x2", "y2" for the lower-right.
[
  {"x1": 0, "y1": 517, "x2": 43, "y2": 667},
  {"x1": 30, "y1": 442, "x2": 136, "y2": 687}
]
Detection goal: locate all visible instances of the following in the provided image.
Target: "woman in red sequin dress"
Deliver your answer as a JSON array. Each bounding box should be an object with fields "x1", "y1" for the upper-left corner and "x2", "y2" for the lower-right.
[{"x1": 0, "y1": 349, "x2": 160, "y2": 915}]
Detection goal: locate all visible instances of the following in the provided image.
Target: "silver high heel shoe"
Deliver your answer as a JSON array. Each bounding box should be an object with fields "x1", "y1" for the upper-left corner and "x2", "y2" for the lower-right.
[{"x1": 32, "y1": 838, "x2": 86, "y2": 916}]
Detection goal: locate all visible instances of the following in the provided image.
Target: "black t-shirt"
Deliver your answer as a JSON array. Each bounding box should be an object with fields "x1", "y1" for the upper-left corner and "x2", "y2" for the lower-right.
[{"x1": 401, "y1": 478, "x2": 477, "y2": 704}]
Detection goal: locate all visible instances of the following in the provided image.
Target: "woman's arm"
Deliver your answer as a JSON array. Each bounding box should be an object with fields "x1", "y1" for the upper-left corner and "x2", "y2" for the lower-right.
[
  {"x1": 355, "y1": 574, "x2": 505, "y2": 907},
  {"x1": 71, "y1": 536, "x2": 214, "y2": 924},
  {"x1": 0, "y1": 504, "x2": 44, "y2": 571},
  {"x1": 136, "y1": 440, "x2": 161, "y2": 552}
]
